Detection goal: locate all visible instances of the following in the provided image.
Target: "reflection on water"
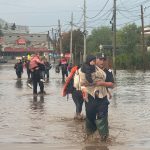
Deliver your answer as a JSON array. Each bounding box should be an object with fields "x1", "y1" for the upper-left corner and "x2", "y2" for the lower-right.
[
  {"x1": 1, "y1": 65, "x2": 150, "y2": 149},
  {"x1": 82, "y1": 145, "x2": 109, "y2": 150},
  {"x1": 15, "y1": 79, "x2": 23, "y2": 88},
  {"x1": 30, "y1": 95, "x2": 45, "y2": 111}
]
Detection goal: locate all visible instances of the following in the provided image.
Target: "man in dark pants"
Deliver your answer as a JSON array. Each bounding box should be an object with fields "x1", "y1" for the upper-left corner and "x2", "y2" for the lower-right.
[
  {"x1": 80, "y1": 54, "x2": 114, "y2": 142},
  {"x1": 95, "y1": 53, "x2": 114, "y2": 141},
  {"x1": 85, "y1": 95, "x2": 109, "y2": 140},
  {"x1": 44, "y1": 59, "x2": 52, "y2": 80},
  {"x1": 25, "y1": 59, "x2": 31, "y2": 80},
  {"x1": 59, "y1": 57, "x2": 68, "y2": 81},
  {"x1": 32, "y1": 69, "x2": 44, "y2": 95},
  {"x1": 64, "y1": 65, "x2": 84, "y2": 120},
  {"x1": 14, "y1": 59, "x2": 23, "y2": 79},
  {"x1": 29, "y1": 53, "x2": 45, "y2": 95}
]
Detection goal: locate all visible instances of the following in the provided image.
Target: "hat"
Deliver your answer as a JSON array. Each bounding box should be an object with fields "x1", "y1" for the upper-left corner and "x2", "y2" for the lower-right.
[
  {"x1": 96, "y1": 52, "x2": 106, "y2": 60},
  {"x1": 86, "y1": 55, "x2": 96, "y2": 64}
]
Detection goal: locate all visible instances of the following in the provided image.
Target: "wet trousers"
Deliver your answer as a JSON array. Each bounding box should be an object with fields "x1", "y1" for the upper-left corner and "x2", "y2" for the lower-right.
[
  {"x1": 44, "y1": 69, "x2": 49, "y2": 79},
  {"x1": 85, "y1": 94, "x2": 109, "y2": 136},
  {"x1": 16, "y1": 70, "x2": 22, "y2": 79},
  {"x1": 72, "y1": 89, "x2": 84, "y2": 114},
  {"x1": 27, "y1": 69, "x2": 31, "y2": 79},
  {"x1": 32, "y1": 69, "x2": 44, "y2": 94}
]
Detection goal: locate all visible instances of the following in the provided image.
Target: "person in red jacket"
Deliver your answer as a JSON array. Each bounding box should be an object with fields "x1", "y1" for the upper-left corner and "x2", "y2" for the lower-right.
[
  {"x1": 29, "y1": 53, "x2": 45, "y2": 95},
  {"x1": 59, "y1": 57, "x2": 68, "y2": 81}
]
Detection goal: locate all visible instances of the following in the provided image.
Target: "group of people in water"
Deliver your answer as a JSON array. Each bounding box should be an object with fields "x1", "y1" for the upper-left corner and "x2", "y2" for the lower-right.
[
  {"x1": 14, "y1": 52, "x2": 114, "y2": 142},
  {"x1": 14, "y1": 53, "x2": 52, "y2": 95}
]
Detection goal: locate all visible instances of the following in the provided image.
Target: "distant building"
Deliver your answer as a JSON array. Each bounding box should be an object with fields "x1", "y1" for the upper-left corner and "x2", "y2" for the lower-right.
[
  {"x1": 0, "y1": 18, "x2": 56, "y2": 58},
  {"x1": 0, "y1": 32, "x2": 55, "y2": 59},
  {"x1": 144, "y1": 27, "x2": 150, "y2": 36}
]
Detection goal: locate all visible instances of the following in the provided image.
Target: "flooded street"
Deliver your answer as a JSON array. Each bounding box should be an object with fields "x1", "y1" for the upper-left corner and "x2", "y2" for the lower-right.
[{"x1": 0, "y1": 63, "x2": 150, "y2": 150}]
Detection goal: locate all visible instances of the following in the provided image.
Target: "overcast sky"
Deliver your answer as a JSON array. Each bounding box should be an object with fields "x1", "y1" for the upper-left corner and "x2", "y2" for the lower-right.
[{"x1": 0, "y1": 0, "x2": 150, "y2": 33}]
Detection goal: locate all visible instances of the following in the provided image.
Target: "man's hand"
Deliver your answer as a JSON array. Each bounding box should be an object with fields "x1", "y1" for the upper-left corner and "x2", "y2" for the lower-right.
[{"x1": 96, "y1": 81, "x2": 113, "y2": 88}]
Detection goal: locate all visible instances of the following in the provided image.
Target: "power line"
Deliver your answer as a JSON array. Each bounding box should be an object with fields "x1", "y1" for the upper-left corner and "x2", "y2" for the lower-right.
[
  {"x1": 119, "y1": 0, "x2": 150, "y2": 11},
  {"x1": 87, "y1": 0, "x2": 110, "y2": 19},
  {"x1": 116, "y1": 18, "x2": 141, "y2": 27},
  {"x1": 87, "y1": 8, "x2": 113, "y2": 23},
  {"x1": 117, "y1": 10, "x2": 140, "y2": 21}
]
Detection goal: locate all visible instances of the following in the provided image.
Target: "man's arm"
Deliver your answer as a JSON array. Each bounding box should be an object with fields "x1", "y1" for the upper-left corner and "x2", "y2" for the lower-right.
[{"x1": 95, "y1": 81, "x2": 114, "y2": 88}]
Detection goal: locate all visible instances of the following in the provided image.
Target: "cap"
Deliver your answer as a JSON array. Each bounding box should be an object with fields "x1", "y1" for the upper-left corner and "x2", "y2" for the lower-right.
[{"x1": 96, "y1": 52, "x2": 106, "y2": 60}]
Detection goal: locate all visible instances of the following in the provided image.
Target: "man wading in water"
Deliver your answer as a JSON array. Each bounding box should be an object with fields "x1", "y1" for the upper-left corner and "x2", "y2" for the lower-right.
[{"x1": 79, "y1": 54, "x2": 114, "y2": 141}]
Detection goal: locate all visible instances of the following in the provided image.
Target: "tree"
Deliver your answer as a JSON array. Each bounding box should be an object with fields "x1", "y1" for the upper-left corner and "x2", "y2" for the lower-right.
[
  {"x1": 62, "y1": 29, "x2": 84, "y2": 64},
  {"x1": 117, "y1": 23, "x2": 141, "y2": 54},
  {"x1": 87, "y1": 26, "x2": 112, "y2": 55},
  {"x1": 4, "y1": 23, "x2": 8, "y2": 30},
  {"x1": 116, "y1": 23, "x2": 142, "y2": 69},
  {"x1": 11, "y1": 23, "x2": 16, "y2": 30},
  {"x1": 0, "y1": 30, "x2": 3, "y2": 37}
]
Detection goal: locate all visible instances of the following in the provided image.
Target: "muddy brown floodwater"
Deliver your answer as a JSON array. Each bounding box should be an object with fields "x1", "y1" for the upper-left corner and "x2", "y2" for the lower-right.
[{"x1": 0, "y1": 63, "x2": 150, "y2": 150}]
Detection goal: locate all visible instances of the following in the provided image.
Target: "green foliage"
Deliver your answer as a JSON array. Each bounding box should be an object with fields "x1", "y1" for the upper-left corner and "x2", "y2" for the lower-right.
[
  {"x1": 87, "y1": 26, "x2": 112, "y2": 54},
  {"x1": 116, "y1": 51, "x2": 145, "y2": 69},
  {"x1": 4, "y1": 23, "x2": 8, "y2": 30},
  {"x1": 53, "y1": 23, "x2": 150, "y2": 69},
  {"x1": 0, "y1": 30, "x2": 3, "y2": 37},
  {"x1": 117, "y1": 23, "x2": 141, "y2": 54},
  {"x1": 86, "y1": 23, "x2": 149, "y2": 69},
  {"x1": 62, "y1": 29, "x2": 83, "y2": 53},
  {"x1": 62, "y1": 29, "x2": 84, "y2": 64}
]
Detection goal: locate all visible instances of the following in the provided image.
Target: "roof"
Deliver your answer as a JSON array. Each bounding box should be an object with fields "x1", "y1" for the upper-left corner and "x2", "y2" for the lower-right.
[{"x1": 4, "y1": 47, "x2": 53, "y2": 53}]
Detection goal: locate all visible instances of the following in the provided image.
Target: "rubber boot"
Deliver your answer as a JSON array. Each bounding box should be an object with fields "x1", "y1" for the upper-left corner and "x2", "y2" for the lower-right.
[{"x1": 95, "y1": 115, "x2": 109, "y2": 141}]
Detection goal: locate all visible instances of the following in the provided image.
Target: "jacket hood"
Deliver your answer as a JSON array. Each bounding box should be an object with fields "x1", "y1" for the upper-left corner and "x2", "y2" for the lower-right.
[{"x1": 86, "y1": 55, "x2": 96, "y2": 64}]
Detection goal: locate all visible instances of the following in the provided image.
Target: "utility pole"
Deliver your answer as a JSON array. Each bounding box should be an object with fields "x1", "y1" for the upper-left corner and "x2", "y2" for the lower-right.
[
  {"x1": 141, "y1": 5, "x2": 146, "y2": 71},
  {"x1": 112, "y1": 0, "x2": 117, "y2": 75},
  {"x1": 83, "y1": 0, "x2": 87, "y2": 62},
  {"x1": 70, "y1": 13, "x2": 73, "y2": 64},
  {"x1": 58, "y1": 19, "x2": 62, "y2": 57},
  {"x1": 52, "y1": 28, "x2": 57, "y2": 51},
  {"x1": 47, "y1": 31, "x2": 50, "y2": 50},
  {"x1": 55, "y1": 32, "x2": 57, "y2": 50},
  {"x1": 75, "y1": 43, "x2": 77, "y2": 65},
  {"x1": 51, "y1": 28, "x2": 56, "y2": 63},
  {"x1": 51, "y1": 28, "x2": 54, "y2": 41},
  {"x1": 47, "y1": 31, "x2": 50, "y2": 62}
]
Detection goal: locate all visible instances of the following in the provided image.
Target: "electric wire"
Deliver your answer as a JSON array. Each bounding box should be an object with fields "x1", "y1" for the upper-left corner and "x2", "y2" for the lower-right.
[{"x1": 87, "y1": 0, "x2": 110, "y2": 19}]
